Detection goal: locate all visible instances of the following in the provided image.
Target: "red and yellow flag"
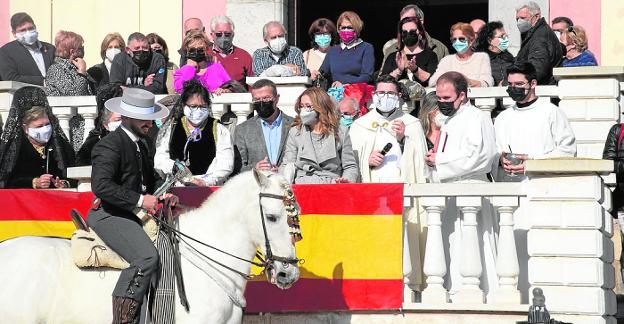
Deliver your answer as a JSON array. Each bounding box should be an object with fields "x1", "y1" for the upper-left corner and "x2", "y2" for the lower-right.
[{"x1": 0, "y1": 184, "x2": 404, "y2": 311}]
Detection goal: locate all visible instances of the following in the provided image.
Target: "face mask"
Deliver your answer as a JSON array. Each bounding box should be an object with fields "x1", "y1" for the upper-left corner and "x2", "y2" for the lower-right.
[
  {"x1": 314, "y1": 34, "x2": 332, "y2": 49},
  {"x1": 253, "y1": 100, "x2": 276, "y2": 119},
  {"x1": 187, "y1": 50, "x2": 206, "y2": 63},
  {"x1": 107, "y1": 120, "x2": 121, "y2": 132},
  {"x1": 339, "y1": 30, "x2": 357, "y2": 44},
  {"x1": 497, "y1": 37, "x2": 510, "y2": 52},
  {"x1": 216, "y1": 36, "x2": 234, "y2": 51},
  {"x1": 434, "y1": 113, "x2": 447, "y2": 127},
  {"x1": 299, "y1": 109, "x2": 319, "y2": 126},
  {"x1": 452, "y1": 39, "x2": 469, "y2": 54},
  {"x1": 401, "y1": 30, "x2": 419, "y2": 47},
  {"x1": 16, "y1": 29, "x2": 38, "y2": 46},
  {"x1": 132, "y1": 50, "x2": 151, "y2": 65},
  {"x1": 154, "y1": 119, "x2": 163, "y2": 129},
  {"x1": 268, "y1": 37, "x2": 287, "y2": 54},
  {"x1": 340, "y1": 115, "x2": 355, "y2": 127},
  {"x1": 184, "y1": 105, "x2": 211, "y2": 125},
  {"x1": 106, "y1": 48, "x2": 121, "y2": 62},
  {"x1": 28, "y1": 124, "x2": 52, "y2": 144},
  {"x1": 438, "y1": 100, "x2": 457, "y2": 117},
  {"x1": 374, "y1": 93, "x2": 400, "y2": 113},
  {"x1": 517, "y1": 18, "x2": 532, "y2": 33},
  {"x1": 507, "y1": 86, "x2": 530, "y2": 102},
  {"x1": 554, "y1": 30, "x2": 561, "y2": 40}
]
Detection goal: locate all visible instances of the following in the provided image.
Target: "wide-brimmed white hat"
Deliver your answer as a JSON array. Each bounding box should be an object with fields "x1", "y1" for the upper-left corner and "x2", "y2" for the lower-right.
[{"x1": 104, "y1": 88, "x2": 169, "y2": 120}]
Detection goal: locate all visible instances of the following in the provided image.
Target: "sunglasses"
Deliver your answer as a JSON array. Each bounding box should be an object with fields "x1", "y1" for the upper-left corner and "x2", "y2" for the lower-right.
[
  {"x1": 451, "y1": 37, "x2": 467, "y2": 42},
  {"x1": 214, "y1": 32, "x2": 233, "y2": 38}
]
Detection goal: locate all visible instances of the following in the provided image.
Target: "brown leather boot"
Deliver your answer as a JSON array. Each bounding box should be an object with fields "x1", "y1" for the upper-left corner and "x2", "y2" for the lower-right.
[{"x1": 112, "y1": 296, "x2": 141, "y2": 324}]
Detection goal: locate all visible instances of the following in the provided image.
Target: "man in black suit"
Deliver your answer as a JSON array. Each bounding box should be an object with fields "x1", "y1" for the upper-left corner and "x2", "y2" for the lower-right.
[
  {"x1": 0, "y1": 12, "x2": 55, "y2": 86},
  {"x1": 87, "y1": 88, "x2": 175, "y2": 324}
]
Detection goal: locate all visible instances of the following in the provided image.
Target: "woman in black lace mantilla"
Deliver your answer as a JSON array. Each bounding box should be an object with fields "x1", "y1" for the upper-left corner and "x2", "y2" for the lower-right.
[{"x1": 0, "y1": 86, "x2": 75, "y2": 188}]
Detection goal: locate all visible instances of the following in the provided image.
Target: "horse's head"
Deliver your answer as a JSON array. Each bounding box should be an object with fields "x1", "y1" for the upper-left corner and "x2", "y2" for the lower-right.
[{"x1": 249, "y1": 169, "x2": 300, "y2": 289}]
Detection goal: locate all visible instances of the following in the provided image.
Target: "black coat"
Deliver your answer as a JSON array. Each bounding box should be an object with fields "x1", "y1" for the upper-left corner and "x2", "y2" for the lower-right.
[
  {"x1": 5, "y1": 136, "x2": 65, "y2": 188},
  {"x1": 87, "y1": 62, "x2": 111, "y2": 91},
  {"x1": 0, "y1": 40, "x2": 55, "y2": 85},
  {"x1": 515, "y1": 18, "x2": 563, "y2": 85},
  {"x1": 488, "y1": 50, "x2": 515, "y2": 86},
  {"x1": 76, "y1": 128, "x2": 109, "y2": 166},
  {"x1": 91, "y1": 128, "x2": 159, "y2": 219},
  {"x1": 109, "y1": 52, "x2": 167, "y2": 94},
  {"x1": 603, "y1": 124, "x2": 624, "y2": 213}
]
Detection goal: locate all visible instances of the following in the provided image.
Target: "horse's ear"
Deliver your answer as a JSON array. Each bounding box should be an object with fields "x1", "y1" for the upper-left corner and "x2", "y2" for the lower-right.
[{"x1": 253, "y1": 168, "x2": 270, "y2": 187}]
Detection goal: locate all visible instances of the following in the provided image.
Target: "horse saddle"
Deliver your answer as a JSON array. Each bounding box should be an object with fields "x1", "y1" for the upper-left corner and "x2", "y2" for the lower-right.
[{"x1": 70, "y1": 214, "x2": 159, "y2": 270}]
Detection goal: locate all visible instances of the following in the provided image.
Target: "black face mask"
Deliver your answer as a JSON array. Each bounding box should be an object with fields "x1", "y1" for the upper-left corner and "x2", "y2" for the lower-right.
[
  {"x1": 132, "y1": 50, "x2": 151, "y2": 66},
  {"x1": 507, "y1": 86, "x2": 530, "y2": 102},
  {"x1": 401, "y1": 30, "x2": 419, "y2": 47},
  {"x1": 187, "y1": 50, "x2": 206, "y2": 63},
  {"x1": 437, "y1": 100, "x2": 457, "y2": 117},
  {"x1": 253, "y1": 100, "x2": 276, "y2": 119}
]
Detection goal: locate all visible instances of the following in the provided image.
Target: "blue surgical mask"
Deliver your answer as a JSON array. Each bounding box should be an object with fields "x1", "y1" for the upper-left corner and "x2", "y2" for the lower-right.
[
  {"x1": 340, "y1": 115, "x2": 355, "y2": 127},
  {"x1": 452, "y1": 39, "x2": 469, "y2": 54},
  {"x1": 154, "y1": 119, "x2": 163, "y2": 129},
  {"x1": 314, "y1": 34, "x2": 332, "y2": 49},
  {"x1": 497, "y1": 36, "x2": 510, "y2": 52}
]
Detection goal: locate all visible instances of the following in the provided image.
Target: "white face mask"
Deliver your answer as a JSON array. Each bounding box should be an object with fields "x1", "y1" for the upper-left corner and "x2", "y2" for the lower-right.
[
  {"x1": 434, "y1": 113, "x2": 447, "y2": 127},
  {"x1": 299, "y1": 108, "x2": 319, "y2": 126},
  {"x1": 268, "y1": 37, "x2": 287, "y2": 54},
  {"x1": 184, "y1": 105, "x2": 211, "y2": 125},
  {"x1": 105, "y1": 48, "x2": 121, "y2": 62},
  {"x1": 374, "y1": 93, "x2": 400, "y2": 113},
  {"x1": 107, "y1": 120, "x2": 122, "y2": 132},
  {"x1": 28, "y1": 124, "x2": 52, "y2": 144},
  {"x1": 16, "y1": 29, "x2": 38, "y2": 46}
]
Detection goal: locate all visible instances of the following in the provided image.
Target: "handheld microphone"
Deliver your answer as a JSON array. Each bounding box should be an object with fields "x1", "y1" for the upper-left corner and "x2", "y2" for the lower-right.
[{"x1": 380, "y1": 143, "x2": 393, "y2": 156}]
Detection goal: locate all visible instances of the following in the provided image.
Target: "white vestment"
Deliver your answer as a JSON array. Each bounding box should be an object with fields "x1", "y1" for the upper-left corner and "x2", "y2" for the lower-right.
[
  {"x1": 433, "y1": 102, "x2": 499, "y2": 300},
  {"x1": 494, "y1": 100, "x2": 577, "y2": 182},
  {"x1": 350, "y1": 108, "x2": 430, "y2": 291}
]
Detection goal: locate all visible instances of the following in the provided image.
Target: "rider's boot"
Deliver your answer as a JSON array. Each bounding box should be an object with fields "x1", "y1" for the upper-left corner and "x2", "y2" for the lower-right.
[{"x1": 112, "y1": 296, "x2": 141, "y2": 324}]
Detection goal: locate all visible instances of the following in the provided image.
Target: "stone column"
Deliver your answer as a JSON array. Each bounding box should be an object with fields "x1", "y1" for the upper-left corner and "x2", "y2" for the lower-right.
[
  {"x1": 525, "y1": 159, "x2": 616, "y2": 324},
  {"x1": 553, "y1": 67, "x2": 624, "y2": 159},
  {"x1": 421, "y1": 196, "x2": 449, "y2": 304}
]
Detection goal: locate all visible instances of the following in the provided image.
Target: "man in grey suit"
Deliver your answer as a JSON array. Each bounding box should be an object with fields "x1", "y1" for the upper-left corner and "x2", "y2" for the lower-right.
[{"x1": 233, "y1": 79, "x2": 293, "y2": 174}]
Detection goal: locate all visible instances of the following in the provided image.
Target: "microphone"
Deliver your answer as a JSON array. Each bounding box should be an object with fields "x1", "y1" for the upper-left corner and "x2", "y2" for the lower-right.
[{"x1": 380, "y1": 143, "x2": 393, "y2": 156}]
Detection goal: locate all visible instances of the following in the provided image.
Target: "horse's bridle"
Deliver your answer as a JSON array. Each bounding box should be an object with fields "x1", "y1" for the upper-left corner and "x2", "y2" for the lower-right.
[{"x1": 154, "y1": 183, "x2": 303, "y2": 280}]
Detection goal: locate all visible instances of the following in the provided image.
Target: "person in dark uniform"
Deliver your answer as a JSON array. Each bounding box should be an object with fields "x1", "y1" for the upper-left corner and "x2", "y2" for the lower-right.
[
  {"x1": 87, "y1": 87, "x2": 177, "y2": 324},
  {"x1": 0, "y1": 86, "x2": 75, "y2": 189}
]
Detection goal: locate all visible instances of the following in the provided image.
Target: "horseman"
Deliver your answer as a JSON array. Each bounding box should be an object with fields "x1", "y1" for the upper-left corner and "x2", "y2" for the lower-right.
[{"x1": 88, "y1": 87, "x2": 178, "y2": 324}]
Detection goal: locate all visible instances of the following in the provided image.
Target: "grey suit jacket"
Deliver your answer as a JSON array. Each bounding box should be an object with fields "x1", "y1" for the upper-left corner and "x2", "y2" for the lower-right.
[
  {"x1": 280, "y1": 125, "x2": 359, "y2": 184},
  {"x1": 233, "y1": 112, "x2": 294, "y2": 174}
]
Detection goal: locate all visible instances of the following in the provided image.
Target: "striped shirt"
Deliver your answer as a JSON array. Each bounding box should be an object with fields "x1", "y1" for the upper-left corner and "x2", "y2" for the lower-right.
[{"x1": 252, "y1": 46, "x2": 308, "y2": 76}]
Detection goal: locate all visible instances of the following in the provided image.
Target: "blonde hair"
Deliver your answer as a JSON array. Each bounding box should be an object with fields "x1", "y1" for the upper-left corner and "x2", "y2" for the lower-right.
[
  {"x1": 22, "y1": 106, "x2": 47, "y2": 125},
  {"x1": 293, "y1": 87, "x2": 339, "y2": 137},
  {"x1": 450, "y1": 22, "x2": 475, "y2": 41},
  {"x1": 566, "y1": 25, "x2": 588, "y2": 52},
  {"x1": 100, "y1": 33, "x2": 125, "y2": 60},
  {"x1": 54, "y1": 31, "x2": 84, "y2": 58},
  {"x1": 183, "y1": 30, "x2": 209, "y2": 52},
  {"x1": 337, "y1": 11, "x2": 364, "y2": 35},
  {"x1": 418, "y1": 91, "x2": 439, "y2": 135}
]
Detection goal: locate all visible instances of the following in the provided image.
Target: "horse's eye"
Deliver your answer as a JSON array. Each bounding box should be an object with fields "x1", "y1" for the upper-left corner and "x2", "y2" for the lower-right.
[{"x1": 266, "y1": 214, "x2": 278, "y2": 223}]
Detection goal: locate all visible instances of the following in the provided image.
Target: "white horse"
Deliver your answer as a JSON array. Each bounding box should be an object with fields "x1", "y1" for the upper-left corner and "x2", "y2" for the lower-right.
[{"x1": 0, "y1": 170, "x2": 300, "y2": 324}]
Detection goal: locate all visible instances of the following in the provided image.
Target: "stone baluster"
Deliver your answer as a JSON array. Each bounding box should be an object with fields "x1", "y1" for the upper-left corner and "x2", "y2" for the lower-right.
[
  {"x1": 490, "y1": 196, "x2": 521, "y2": 304},
  {"x1": 454, "y1": 196, "x2": 484, "y2": 304},
  {"x1": 211, "y1": 103, "x2": 226, "y2": 121},
  {"x1": 78, "y1": 106, "x2": 97, "y2": 145},
  {"x1": 473, "y1": 98, "x2": 496, "y2": 121},
  {"x1": 52, "y1": 106, "x2": 74, "y2": 139},
  {"x1": 232, "y1": 103, "x2": 253, "y2": 125},
  {"x1": 421, "y1": 196, "x2": 448, "y2": 304}
]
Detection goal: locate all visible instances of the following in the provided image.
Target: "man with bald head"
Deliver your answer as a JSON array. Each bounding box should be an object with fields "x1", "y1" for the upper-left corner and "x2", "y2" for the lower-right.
[
  {"x1": 178, "y1": 17, "x2": 211, "y2": 66},
  {"x1": 470, "y1": 19, "x2": 486, "y2": 34},
  {"x1": 252, "y1": 21, "x2": 307, "y2": 76}
]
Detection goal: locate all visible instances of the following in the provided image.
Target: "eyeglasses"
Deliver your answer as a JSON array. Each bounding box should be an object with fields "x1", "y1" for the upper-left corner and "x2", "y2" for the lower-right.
[
  {"x1": 451, "y1": 37, "x2": 467, "y2": 42},
  {"x1": 186, "y1": 105, "x2": 209, "y2": 110},
  {"x1": 187, "y1": 47, "x2": 205, "y2": 54},
  {"x1": 401, "y1": 29, "x2": 418, "y2": 35},
  {"x1": 214, "y1": 32, "x2": 233, "y2": 38},
  {"x1": 374, "y1": 91, "x2": 398, "y2": 96}
]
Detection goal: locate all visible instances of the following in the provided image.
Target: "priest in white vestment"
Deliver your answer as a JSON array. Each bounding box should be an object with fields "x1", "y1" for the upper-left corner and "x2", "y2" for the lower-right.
[
  {"x1": 350, "y1": 75, "x2": 429, "y2": 293},
  {"x1": 495, "y1": 62, "x2": 577, "y2": 182},
  {"x1": 425, "y1": 71, "x2": 498, "y2": 301}
]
